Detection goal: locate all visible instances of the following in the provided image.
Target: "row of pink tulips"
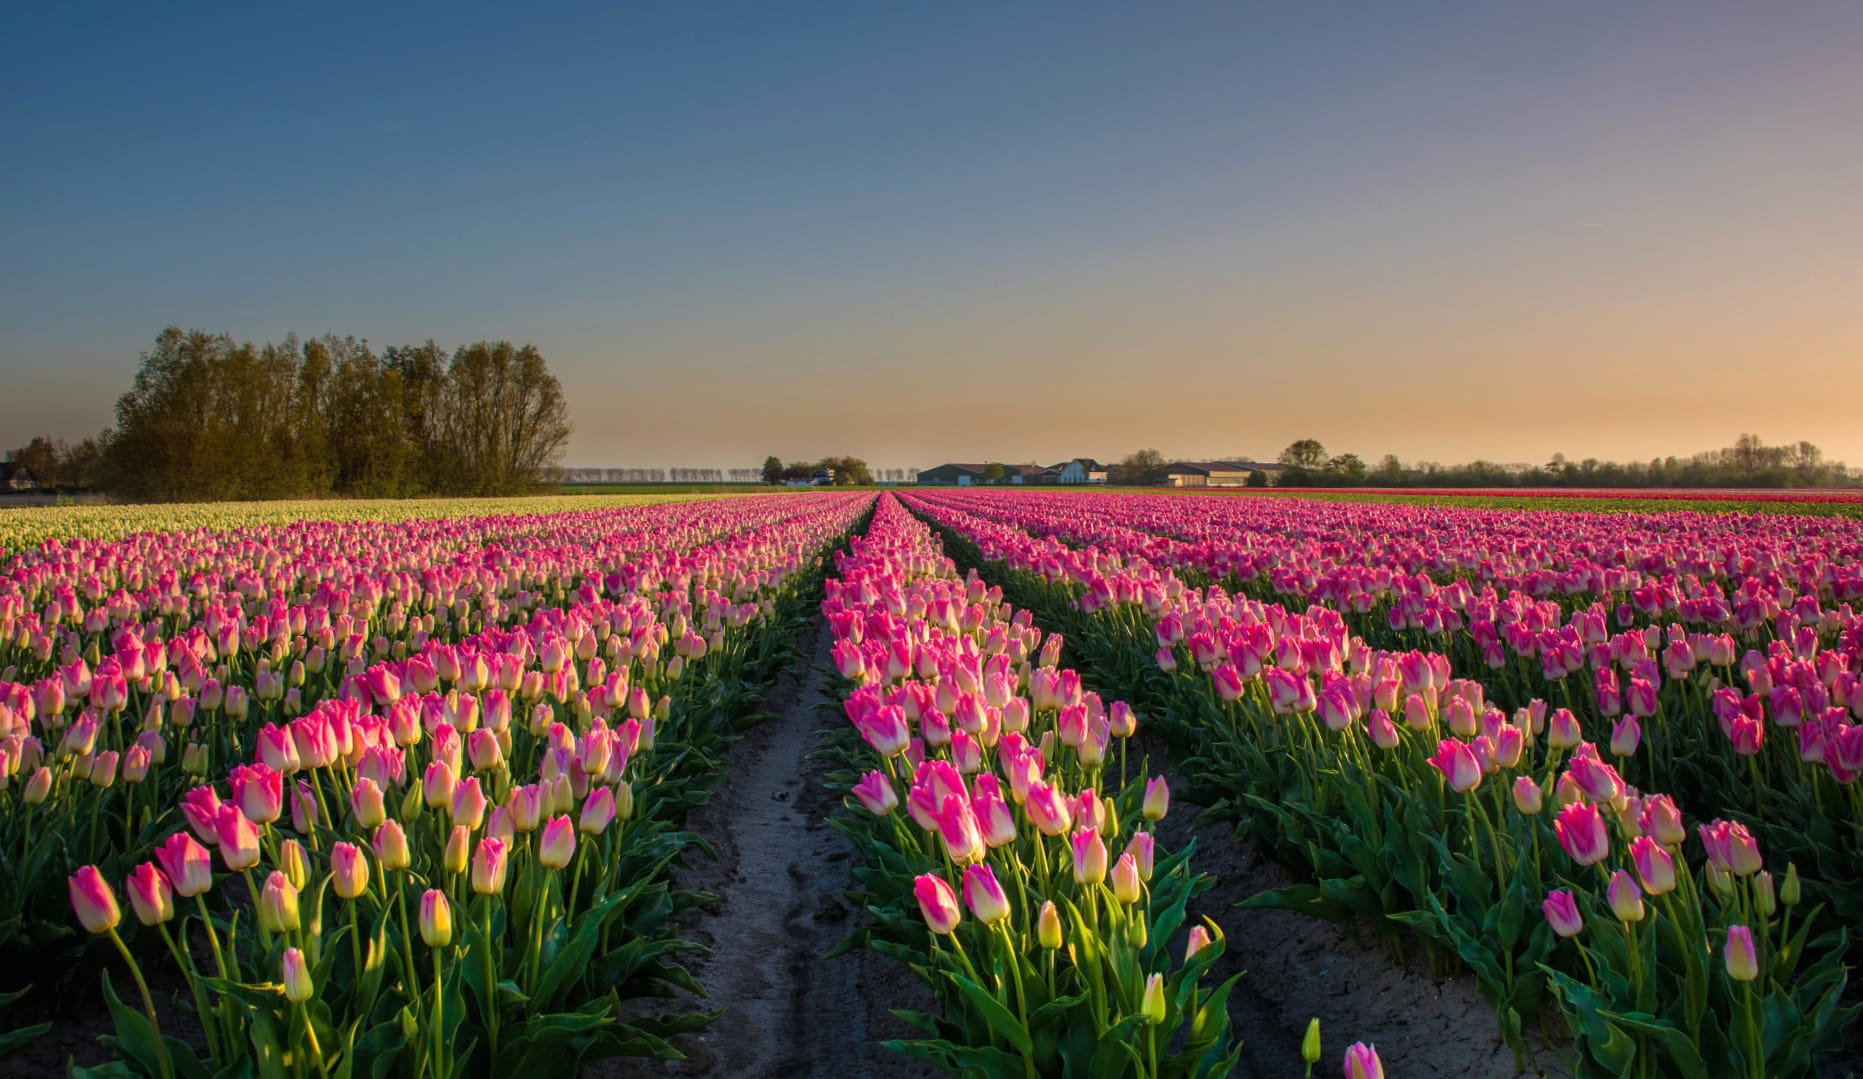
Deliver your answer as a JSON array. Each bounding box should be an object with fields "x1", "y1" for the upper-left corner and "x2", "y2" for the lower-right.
[
  {"x1": 902, "y1": 491, "x2": 1854, "y2": 1079},
  {"x1": 819, "y1": 494, "x2": 1383, "y2": 1078},
  {"x1": 1, "y1": 493, "x2": 870, "y2": 1075}
]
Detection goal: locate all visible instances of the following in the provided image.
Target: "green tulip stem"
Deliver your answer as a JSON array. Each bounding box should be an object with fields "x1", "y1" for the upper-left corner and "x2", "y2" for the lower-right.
[
  {"x1": 107, "y1": 926, "x2": 174, "y2": 1079},
  {"x1": 347, "y1": 900, "x2": 364, "y2": 982},
  {"x1": 995, "y1": 923, "x2": 1036, "y2": 1079},
  {"x1": 431, "y1": 947, "x2": 447, "y2": 1077},
  {"x1": 481, "y1": 901, "x2": 501, "y2": 1056},
  {"x1": 297, "y1": 1002, "x2": 331, "y2": 1079},
  {"x1": 158, "y1": 919, "x2": 222, "y2": 1064},
  {"x1": 395, "y1": 886, "x2": 420, "y2": 1003}
]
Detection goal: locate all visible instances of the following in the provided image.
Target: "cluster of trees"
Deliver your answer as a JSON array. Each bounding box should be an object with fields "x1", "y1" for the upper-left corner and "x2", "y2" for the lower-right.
[
  {"x1": 1270, "y1": 434, "x2": 1855, "y2": 489},
  {"x1": 8, "y1": 328, "x2": 573, "y2": 502},
  {"x1": 4, "y1": 433, "x2": 111, "y2": 492},
  {"x1": 759, "y1": 456, "x2": 875, "y2": 486}
]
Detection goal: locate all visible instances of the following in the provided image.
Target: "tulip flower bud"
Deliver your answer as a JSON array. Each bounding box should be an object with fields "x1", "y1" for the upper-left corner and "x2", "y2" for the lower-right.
[
  {"x1": 330, "y1": 842, "x2": 368, "y2": 900},
  {"x1": 1343, "y1": 1042, "x2": 1385, "y2": 1079},
  {"x1": 1127, "y1": 919, "x2": 1147, "y2": 949},
  {"x1": 419, "y1": 889, "x2": 452, "y2": 947},
  {"x1": 282, "y1": 946, "x2": 314, "y2": 1003},
  {"x1": 1754, "y1": 871, "x2": 1776, "y2": 918},
  {"x1": 1302, "y1": 1018, "x2": 1321, "y2": 1067},
  {"x1": 1178, "y1": 925, "x2": 1213, "y2": 965},
  {"x1": 1037, "y1": 901, "x2": 1062, "y2": 950},
  {"x1": 1140, "y1": 973, "x2": 1165, "y2": 1025},
  {"x1": 374, "y1": 820, "x2": 411, "y2": 870},
  {"x1": 1511, "y1": 776, "x2": 1543, "y2": 816},
  {"x1": 443, "y1": 825, "x2": 470, "y2": 875},
  {"x1": 614, "y1": 780, "x2": 635, "y2": 822},
  {"x1": 258, "y1": 871, "x2": 300, "y2": 933},
  {"x1": 1724, "y1": 925, "x2": 1759, "y2": 982},
  {"x1": 1707, "y1": 863, "x2": 1734, "y2": 900},
  {"x1": 182, "y1": 742, "x2": 209, "y2": 776},
  {"x1": 960, "y1": 864, "x2": 1010, "y2": 925},
  {"x1": 1781, "y1": 863, "x2": 1801, "y2": 906},
  {"x1": 278, "y1": 839, "x2": 309, "y2": 891},
  {"x1": 24, "y1": 766, "x2": 52, "y2": 805}
]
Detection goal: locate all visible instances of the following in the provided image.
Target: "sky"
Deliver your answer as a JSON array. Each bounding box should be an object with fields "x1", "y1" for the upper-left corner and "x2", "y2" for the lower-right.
[{"x1": 4, "y1": 3, "x2": 1861, "y2": 471}]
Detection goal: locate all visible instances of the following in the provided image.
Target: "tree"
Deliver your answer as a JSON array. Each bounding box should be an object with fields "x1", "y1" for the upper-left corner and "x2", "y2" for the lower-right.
[
  {"x1": 1278, "y1": 439, "x2": 1328, "y2": 471},
  {"x1": 1325, "y1": 453, "x2": 1367, "y2": 483},
  {"x1": 1245, "y1": 469, "x2": 1270, "y2": 488},
  {"x1": 9, "y1": 437, "x2": 63, "y2": 490},
  {"x1": 437, "y1": 341, "x2": 573, "y2": 495},
  {"x1": 1113, "y1": 449, "x2": 1167, "y2": 486},
  {"x1": 983, "y1": 463, "x2": 1008, "y2": 484},
  {"x1": 762, "y1": 456, "x2": 784, "y2": 485}
]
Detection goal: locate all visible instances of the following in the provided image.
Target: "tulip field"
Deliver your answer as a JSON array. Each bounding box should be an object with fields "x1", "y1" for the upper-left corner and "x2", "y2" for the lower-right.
[{"x1": 4, "y1": 488, "x2": 1862, "y2": 1078}]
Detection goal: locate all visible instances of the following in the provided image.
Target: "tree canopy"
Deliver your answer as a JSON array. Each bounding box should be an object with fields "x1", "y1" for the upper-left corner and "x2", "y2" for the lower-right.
[{"x1": 91, "y1": 327, "x2": 570, "y2": 501}]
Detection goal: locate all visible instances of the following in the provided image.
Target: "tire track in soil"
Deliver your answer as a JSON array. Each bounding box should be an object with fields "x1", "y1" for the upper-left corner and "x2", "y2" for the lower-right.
[{"x1": 591, "y1": 621, "x2": 936, "y2": 1079}]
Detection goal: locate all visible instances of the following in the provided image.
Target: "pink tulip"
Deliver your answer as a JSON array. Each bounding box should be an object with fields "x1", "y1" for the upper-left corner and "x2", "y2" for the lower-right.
[
  {"x1": 1072, "y1": 827, "x2": 1108, "y2": 885},
  {"x1": 330, "y1": 842, "x2": 369, "y2": 900},
  {"x1": 1553, "y1": 802, "x2": 1609, "y2": 866},
  {"x1": 1699, "y1": 819, "x2": 1763, "y2": 876},
  {"x1": 215, "y1": 805, "x2": 262, "y2": 870},
  {"x1": 961, "y1": 864, "x2": 1011, "y2": 924},
  {"x1": 1342, "y1": 1042, "x2": 1385, "y2": 1079},
  {"x1": 374, "y1": 819, "x2": 411, "y2": 870},
  {"x1": 1606, "y1": 870, "x2": 1645, "y2": 922},
  {"x1": 1542, "y1": 889, "x2": 1584, "y2": 938},
  {"x1": 539, "y1": 815, "x2": 577, "y2": 869},
  {"x1": 1024, "y1": 781, "x2": 1073, "y2": 836},
  {"x1": 471, "y1": 837, "x2": 509, "y2": 895},
  {"x1": 154, "y1": 832, "x2": 214, "y2": 897},
  {"x1": 1629, "y1": 835, "x2": 1676, "y2": 895},
  {"x1": 1142, "y1": 776, "x2": 1170, "y2": 821},
  {"x1": 1724, "y1": 925, "x2": 1759, "y2": 982},
  {"x1": 69, "y1": 866, "x2": 121, "y2": 934},
  {"x1": 579, "y1": 786, "x2": 616, "y2": 835},
  {"x1": 229, "y1": 763, "x2": 284, "y2": 825},
  {"x1": 420, "y1": 889, "x2": 452, "y2": 947},
  {"x1": 1427, "y1": 739, "x2": 1482, "y2": 793},
  {"x1": 126, "y1": 863, "x2": 174, "y2": 926},
  {"x1": 1609, "y1": 716, "x2": 1641, "y2": 758},
  {"x1": 913, "y1": 873, "x2": 962, "y2": 934}
]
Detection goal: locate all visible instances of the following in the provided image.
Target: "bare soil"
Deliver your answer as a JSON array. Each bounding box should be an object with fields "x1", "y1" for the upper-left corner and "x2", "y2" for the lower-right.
[{"x1": 590, "y1": 622, "x2": 936, "y2": 1079}]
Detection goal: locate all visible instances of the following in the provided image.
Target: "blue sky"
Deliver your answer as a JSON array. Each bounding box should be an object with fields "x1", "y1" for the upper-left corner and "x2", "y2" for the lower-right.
[{"x1": 5, "y1": 3, "x2": 1862, "y2": 470}]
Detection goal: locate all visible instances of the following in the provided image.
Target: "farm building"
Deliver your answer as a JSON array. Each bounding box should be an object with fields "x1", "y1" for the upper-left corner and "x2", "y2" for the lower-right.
[
  {"x1": 1052, "y1": 458, "x2": 1109, "y2": 484},
  {"x1": 1162, "y1": 461, "x2": 1264, "y2": 487},
  {"x1": 918, "y1": 463, "x2": 989, "y2": 486}
]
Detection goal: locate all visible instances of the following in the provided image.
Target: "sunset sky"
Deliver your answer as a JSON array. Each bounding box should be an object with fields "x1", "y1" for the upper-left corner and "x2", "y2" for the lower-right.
[{"x1": 4, "y1": 3, "x2": 1861, "y2": 471}]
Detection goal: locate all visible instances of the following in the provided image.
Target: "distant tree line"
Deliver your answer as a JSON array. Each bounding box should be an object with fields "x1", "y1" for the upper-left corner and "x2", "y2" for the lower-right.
[
  {"x1": 759, "y1": 455, "x2": 875, "y2": 485},
  {"x1": 1269, "y1": 434, "x2": 1855, "y2": 489},
  {"x1": 6, "y1": 327, "x2": 572, "y2": 502}
]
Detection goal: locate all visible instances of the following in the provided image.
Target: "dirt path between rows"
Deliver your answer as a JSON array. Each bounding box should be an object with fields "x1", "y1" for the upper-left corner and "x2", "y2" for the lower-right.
[{"x1": 592, "y1": 621, "x2": 936, "y2": 1079}]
